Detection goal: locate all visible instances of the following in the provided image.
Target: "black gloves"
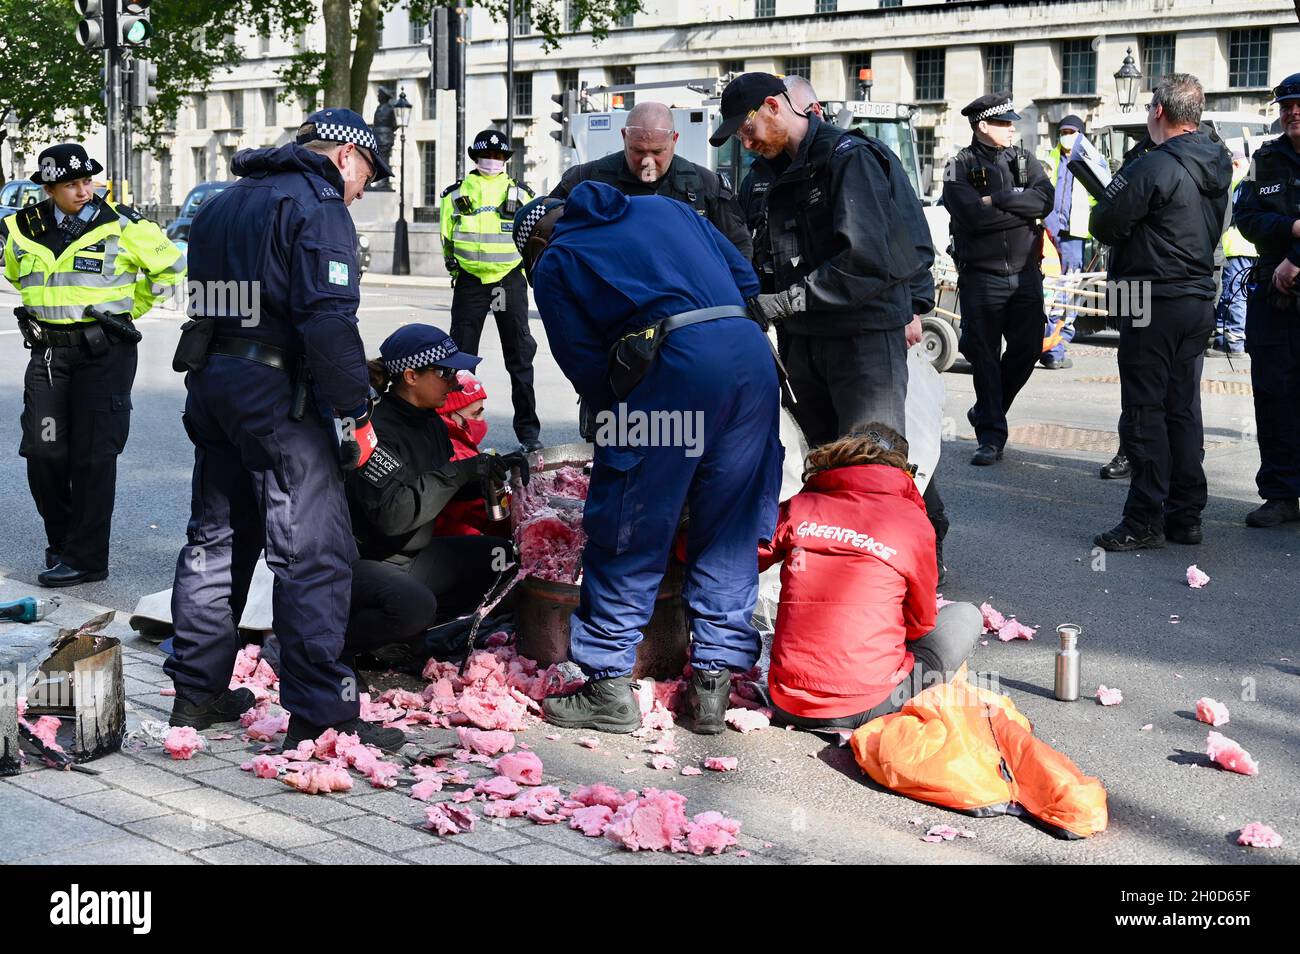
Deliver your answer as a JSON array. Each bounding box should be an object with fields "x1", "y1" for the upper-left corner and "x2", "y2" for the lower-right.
[{"x1": 447, "y1": 452, "x2": 531, "y2": 488}]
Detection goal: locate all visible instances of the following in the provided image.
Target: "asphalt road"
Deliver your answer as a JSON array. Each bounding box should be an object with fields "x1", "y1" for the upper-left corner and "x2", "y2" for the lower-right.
[{"x1": 1, "y1": 278, "x2": 1295, "y2": 864}]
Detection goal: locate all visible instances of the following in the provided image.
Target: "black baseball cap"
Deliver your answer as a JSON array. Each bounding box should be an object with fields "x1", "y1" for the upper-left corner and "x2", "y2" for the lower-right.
[{"x1": 710, "y1": 72, "x2": 787, "y2": 147}]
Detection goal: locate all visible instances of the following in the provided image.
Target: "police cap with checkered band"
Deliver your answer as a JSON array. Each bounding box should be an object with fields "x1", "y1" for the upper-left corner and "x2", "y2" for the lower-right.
[
  {"x1": 379, "y1": 324, "x2": 482, "y2": 377},
  {"x1": 297, "y1": 107, "x2": 394, "y2": 182},
  {"x1": 30, "y1": 144, "x2": 105, "y2": 185},
  {"x1": 468, "y1": 129, "x2": 514, "y2": 159},
  {"x1": 960, "y1": 93, "x2": 1022, "y2": 126}
]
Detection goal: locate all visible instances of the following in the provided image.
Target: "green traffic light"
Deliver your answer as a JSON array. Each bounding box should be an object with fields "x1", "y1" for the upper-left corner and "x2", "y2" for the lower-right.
[{"x1": 123, "y1": 18, "x2": 152, "y2": 44}]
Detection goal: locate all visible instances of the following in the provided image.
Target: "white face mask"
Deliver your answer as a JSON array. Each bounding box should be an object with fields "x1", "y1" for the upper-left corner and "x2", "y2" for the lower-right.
[
  {"x1": 1059, "y1": 133, "x2": 1078, "y2": 151},
  {"x1": 476, "y1": 158, "x2": 506, "y2": 176}
]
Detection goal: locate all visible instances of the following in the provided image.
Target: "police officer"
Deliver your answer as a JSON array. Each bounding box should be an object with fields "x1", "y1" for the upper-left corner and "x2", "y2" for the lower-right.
[
  {"x1": 551, "y1": 101, "x2": 751, "y2": 258},
  {"x1": 732, "y1": 73, "x2": 951, "y2": 580},
  {"x1": 1234, "y1": 72, "x2": 1300, "y2": 529},
  {"x1": 944, "y1": 94, "x2": 1055, "y2": 466},
  {"x1": 1041, "y1": 114, "x2": 1098, "y2": 369},
  {"x1": 1090, "y1": 74, "x2": 1231, "y2": 551},
  {"x1": 1, "y1": 143, "x2": 185, "y2": 586},
  {"x1": 164, "y1": 108, "x2": 405, "y2": 752},
  {"x1": 346, "y1": 324, "x2": 528, "y2": 667},
  {"x1": 441, "y1": 130, "x2": 541, "y2": 452},
  {"x1": 1214, "y1": 146, "x2": 1258, "y2": 355}
]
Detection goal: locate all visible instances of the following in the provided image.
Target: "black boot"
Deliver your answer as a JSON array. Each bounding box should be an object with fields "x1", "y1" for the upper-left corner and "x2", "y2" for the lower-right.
[
  {"x1": 1165, "y1": 520, "x2": 1203, "y2": 545},
  {"x1": 970, "y1": 444, "x2": 1003, "y2": 466},
  {"x1": 685, "y1": 668, "x2": 730, "y2": 736},
  {"x1": 281, "y1": 715, "x2": 408, "y2": 754},
  {"x1": 1100, "y1": 454, "x2": 1131, "y2": 480},
  {"x1": 1094, "y1": 519, "x2": 1165, "y2": 552},
  {"x1": 1245, "y1": 498, "x2": 1300, "y2": 528},
  {"x1": 541, "y1": 676, "x2": 640, "y2": 734},
  {"x1": 38, "y1": 563, "x2": 109, "y2": 587},
  {"x1": 169, "y1": 687, "x2": 257, "y2": 730}
]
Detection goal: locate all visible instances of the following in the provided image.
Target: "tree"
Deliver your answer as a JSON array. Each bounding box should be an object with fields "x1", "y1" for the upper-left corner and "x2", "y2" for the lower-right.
[{"x1": 1, "y1": 0, "x2": 645, "y2": 165}]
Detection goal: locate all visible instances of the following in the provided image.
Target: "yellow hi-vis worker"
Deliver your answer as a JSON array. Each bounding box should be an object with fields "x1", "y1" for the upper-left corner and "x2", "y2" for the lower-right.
[
  {"x1": 440, "y1": 128, "x2": 541, "y2": 451},
  {"x1": 1, "y1": 142, "x2": 186, "y2": 586}
]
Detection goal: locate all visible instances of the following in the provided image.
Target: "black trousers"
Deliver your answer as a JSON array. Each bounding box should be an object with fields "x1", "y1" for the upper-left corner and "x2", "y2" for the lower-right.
[
  {"x1": 783, "y1": 327, "x2": 948, "y2": 542},
  {"x1": 20, "y1": 338, "x2": 137, "y2": 572},
  {"x1": 1246, "y1": 287, "x2": 1300, "y2": 501},
  {"x1": 1118, "y1": 295, "x2": 1215, "y2": 529},
  {"x1": 958, "y1": 266, "x2": 1045, "y2": 449},
  {"x1": 346, "y1": 535, "x2": 511, "y2": 656},
  {"x1": 449, "y1": 267, "x2": 541, "y2": 445}
]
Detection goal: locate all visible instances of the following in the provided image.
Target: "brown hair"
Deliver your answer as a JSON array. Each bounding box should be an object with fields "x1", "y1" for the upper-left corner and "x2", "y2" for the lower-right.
[
  {"x1": 366, "y1": 358, "x2": 391, "y2": 393},
  {"x1": 803, "y1": 423, "x2": 911, "y2": 481}
]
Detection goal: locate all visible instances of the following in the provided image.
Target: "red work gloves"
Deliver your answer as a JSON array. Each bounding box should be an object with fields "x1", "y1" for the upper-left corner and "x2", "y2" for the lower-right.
[{"x1": 339, "y1": 391, "x2": 379, "y2": 471}]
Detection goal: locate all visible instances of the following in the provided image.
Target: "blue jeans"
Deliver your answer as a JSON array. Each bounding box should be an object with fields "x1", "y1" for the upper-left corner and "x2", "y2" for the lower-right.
[{"x1": 1215, "y1": 256, "x2": 1253, "y2": 352}]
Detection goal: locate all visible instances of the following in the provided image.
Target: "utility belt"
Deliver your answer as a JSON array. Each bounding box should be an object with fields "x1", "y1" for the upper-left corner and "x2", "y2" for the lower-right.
[
  {"x1": 15, "y1": 306, "x2": 142, "y2": 354},
  {"x1": 172, "y1": 319, "x2": 311, "y2": 420},
  {"x1": 607, "y1": 304, "x2": 760, "y2": 401}
]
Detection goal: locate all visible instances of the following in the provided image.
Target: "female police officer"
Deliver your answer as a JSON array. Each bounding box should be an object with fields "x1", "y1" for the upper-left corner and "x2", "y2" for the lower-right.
[{"x1": 345, "y1": 325, "x2": 529, "y2": 668}]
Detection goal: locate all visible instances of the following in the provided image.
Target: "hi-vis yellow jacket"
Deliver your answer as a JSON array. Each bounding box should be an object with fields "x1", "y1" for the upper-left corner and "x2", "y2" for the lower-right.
[
  {"x1": 1, "y1": 197, "x2": 186, "y2": 323},
  {"x1": 440, "y1": 172, "x2": 533, "y2": 284}
]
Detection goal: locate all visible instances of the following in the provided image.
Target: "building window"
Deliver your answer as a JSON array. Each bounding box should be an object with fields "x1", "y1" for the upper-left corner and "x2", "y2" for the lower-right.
[
  {"x1": 915, "y1": 127, "x2": 936, "y2": 189},
  {"x1": 422, "y1": 141, "x2": 437, "y2": 205},
  {"x1": 510, "y1": 137, "x2": 526, "y2": 182},
  {"x1": 513, "y1": 71, "x2": 533, "y2": 117},
  {"x1": 608, "y1": 66, "x2": 635, "y2": 109},
  {"x1": 557, "y1": 68, "x2": 579, "y2": 97},
  {"x1": 615, "y1": 12, "x2": 634, "y2": 27},
  {"x1": 262, "y1": 88, "x2": 277, "y2": 127},
  {"x1": 514, "y1": 2, "x2": 532, "y2": 35},
  {"x1": 1228, "y1": 28, "x2": 1270, "y2": 88},
  {"x1": 816, "y1": 0, "x2": 837, "y2": 12},
  {"x1": 783, "y1": 56, "x2": 811, "y2": 81},
  {"x1": 984, "y1": 43, "x2": 1013, "y2": 95},
  {"x1": 193, "y1": 94, "x2": 207, "y2": 130},
  {"x1": 565, "y1": 1, "x2": 582, "y2": 31},
  {"x1": 227, "y1": 90, "x2": 244, "y2": 129},
  {"x1": 1140, "y1": 34, "x2": 1176, "y2": 92},
  {"x1": 1061, "y1": 38, "x2": 1097, "y2": 95},
  {"x1": 410, "y1": 17, "x2": 429, "y2": 46},
  {"x1": 880, "y1": 0, "x2": 902, "y2": 7},
  {"x1": 258, "y1": 32, "x2": 271, "y2": 55},
  {"x1": 159, "y1": 152, "x2": 172, "y2": 205},
  {"x1": 193, "y1": 147, "x2": 207, "y2": 184},
  {"x1": 722, "y1": 58, "x2": 745, "y2": 78},
  {"x1": 755, "y1": 0, "x2": 775, "y2": 18},
  {"x1": 420, "y1": 78, "x2": 438, "y2": 120},
  {"x1": 914, "y1": 48, "x2": 945, "y2": 100},
  {"x1": 845, "y1": 52, "x2": 871, "y2": 97}
]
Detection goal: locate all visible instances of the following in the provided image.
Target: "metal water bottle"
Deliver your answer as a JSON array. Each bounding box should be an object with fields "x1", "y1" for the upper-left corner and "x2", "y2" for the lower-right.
[
  {"x1": 481, "y1": 453, "x2": 510, "y2": 523},
  {"x1": 1054, "y1": 624, "x2": 1081, "y2": 701}
]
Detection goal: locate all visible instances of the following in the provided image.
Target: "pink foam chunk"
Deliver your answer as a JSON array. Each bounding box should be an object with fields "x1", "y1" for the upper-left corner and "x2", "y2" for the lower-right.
[
  {"x1": 1186, "y1": 564, "x2": 1210, "y2": 588},
  {"x1": 1195, "y1": 697, "x2": 1230, "y2": 727},
  {"x1": 1095, "y1": 685, "x2": 1123, "y2": 706},
  {"x1": 1206, "y1": 731, "x2": 1259, "y2": 776},
  {"x1": 1237, "y1": 823, "x2": 1283, "y2": 848},
  {"x1": 163, "y1": 726, "x2": 205, "y2": 760},
  {"x1": 495, "y1": 750, "x2": 544, "y2": 785},
  {"x1": 703, "y1": 757, "x2": 738, "y2": 772}
]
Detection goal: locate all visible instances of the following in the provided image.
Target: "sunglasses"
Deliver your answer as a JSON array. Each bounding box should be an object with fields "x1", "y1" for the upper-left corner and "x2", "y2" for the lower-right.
[{"x1": 432, "y1": 366, "x2": 459, "y2": 381}]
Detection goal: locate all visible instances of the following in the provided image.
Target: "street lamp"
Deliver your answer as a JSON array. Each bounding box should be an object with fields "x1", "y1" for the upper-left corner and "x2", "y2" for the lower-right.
[
  {"x1": 392, "y1": 87, "x2": 413, "y2": 276},
  {"x1": 1114, "y1": 48, "x2": 1142, "y2": 114},
  {"x1": 3, "y1": 109, "x2": 18, "y2": 181}
]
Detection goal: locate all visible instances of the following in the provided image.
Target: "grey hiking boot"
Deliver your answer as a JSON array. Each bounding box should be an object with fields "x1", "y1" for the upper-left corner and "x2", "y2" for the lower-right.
[
  {"x1": 541, "y1": 676, "x2": 640, "y2": 734},
  {"x1": 685, "y1": 668, "x2": 730, "y2": 736}
]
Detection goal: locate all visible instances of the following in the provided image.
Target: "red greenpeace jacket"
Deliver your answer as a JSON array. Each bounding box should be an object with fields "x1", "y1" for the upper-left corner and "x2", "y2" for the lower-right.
[{"x1": 759, "y1": 464, "x2": 937, "y2": 718}]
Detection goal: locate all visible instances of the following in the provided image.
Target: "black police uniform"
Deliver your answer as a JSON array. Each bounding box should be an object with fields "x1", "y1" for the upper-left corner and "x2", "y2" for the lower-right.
[
  {"x1": 165, "y1": 138, "x2": 374, "y2": 730},
  {"x1": 1090, "y1": 129, "x2": 1231, "y2": 536},
  {"x1": 943, "y1": 106, "x2": 1054, "y2": 455},
  {"x1": 763, "y1": 115, "x2": 934, "y2": 442},
  {"x1": 754, "y1": 115, "x2": 948, "y2": 547},
  {"x1": 551, "y1": 151, "x2": 752, "y2": 259},
  {"x1": 346, "y1": 392, "x2": 511, "y2": 653},
  {"x1": 1234, "y1": 123, "x2": 1300, "y2": 512}
]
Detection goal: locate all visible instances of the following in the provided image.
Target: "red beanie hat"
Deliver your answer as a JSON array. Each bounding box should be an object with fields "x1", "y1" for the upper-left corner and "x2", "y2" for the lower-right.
[{"x1": 439, "y1": 371, "x2": 487, "y2": 415}]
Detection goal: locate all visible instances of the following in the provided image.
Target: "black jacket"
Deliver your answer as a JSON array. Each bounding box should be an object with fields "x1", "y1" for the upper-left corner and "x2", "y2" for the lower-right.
[
  {"x1": 551, "y1": 151, "x2": 751, "y2": 259},
  {"x1": 738, "y1": 153, "x2": 788, "y2": 294},
  {"x1": 1091, "y1": 130, "x2": 1232, "y2": 300},
  {"x1": 347, "y1": 393, "x2": 476, "y2": 567},
  {"x1": 942, "y1": 139, "x2": 1054, "y2": 276},
  {"x1": 1234, "y1": 133, "x2": 1300, "y2": 269},
  {"x1": 763, "y1": 115, "x2": 935, "y2": 335}
]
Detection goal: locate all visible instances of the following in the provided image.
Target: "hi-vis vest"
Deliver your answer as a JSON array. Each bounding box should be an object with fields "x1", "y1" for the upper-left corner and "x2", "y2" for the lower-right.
[
  {"x1": 1, "y1": 198, "x2": 186, "y2": 324},
  {"x1": 440, "y1": 172, "x2": 533, "y2": 283},
  {"x1": 1222, "y1": 168, "x2": 1258, "y2": 260},
  {"x1": 1045, "y1": 143, "x2": 1097, "y2": 240}
]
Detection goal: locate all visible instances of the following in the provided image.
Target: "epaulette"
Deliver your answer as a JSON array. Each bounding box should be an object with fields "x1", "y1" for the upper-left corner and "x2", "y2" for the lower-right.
[
  {"x1": 115, "y1": 203, "x2": 144, "y2": 223},
  {"x1": 440, "y1": 180, "x2": 464, "y2": 198}
]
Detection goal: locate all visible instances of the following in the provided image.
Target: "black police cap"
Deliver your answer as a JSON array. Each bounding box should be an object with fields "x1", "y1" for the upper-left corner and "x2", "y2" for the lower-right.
[
  {"x1": 961, "y1": 94, "x2": 1021, "y2": 125},
  {"x1": 1273, "y1": 73, "x2": 1300, "y2": 104},
  {"x1": 30, "y1": 144, "x2": 104, "y2": 186}
]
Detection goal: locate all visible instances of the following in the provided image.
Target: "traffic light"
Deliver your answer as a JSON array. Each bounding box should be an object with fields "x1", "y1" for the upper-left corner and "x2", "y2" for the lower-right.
[
  {"x1": 129, "y1": 59, "x2": 158, "y2": 109},
  {"x1": 74, "y1": 0, "x2": 115, "y2": 50},
  {"x1": 549, "y1": 89, "x2": 576, "y2": 147},
  {"x1": 118, "y1": 0, "x2": 152, "y2": 47}
]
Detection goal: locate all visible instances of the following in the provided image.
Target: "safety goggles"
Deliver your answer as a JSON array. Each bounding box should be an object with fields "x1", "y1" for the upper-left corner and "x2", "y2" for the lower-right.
[{"x1": 1273, "y1": 81, "x2": 1300, "y2": 105}]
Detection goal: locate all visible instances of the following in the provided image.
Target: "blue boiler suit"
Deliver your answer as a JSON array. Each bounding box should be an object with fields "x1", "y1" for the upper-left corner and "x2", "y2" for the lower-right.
[
  {"x1": 164, "y1": 146, "x2": 369, "y2": 726},
  {"x1": 532, "y1": 181, "x2": 782, "y2": 679}
]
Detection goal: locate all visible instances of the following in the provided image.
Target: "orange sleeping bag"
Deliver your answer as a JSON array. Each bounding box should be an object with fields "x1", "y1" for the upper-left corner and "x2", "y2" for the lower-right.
[{"x1": 850, "y1": 681, "x2": 1108, "y2": 839}]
